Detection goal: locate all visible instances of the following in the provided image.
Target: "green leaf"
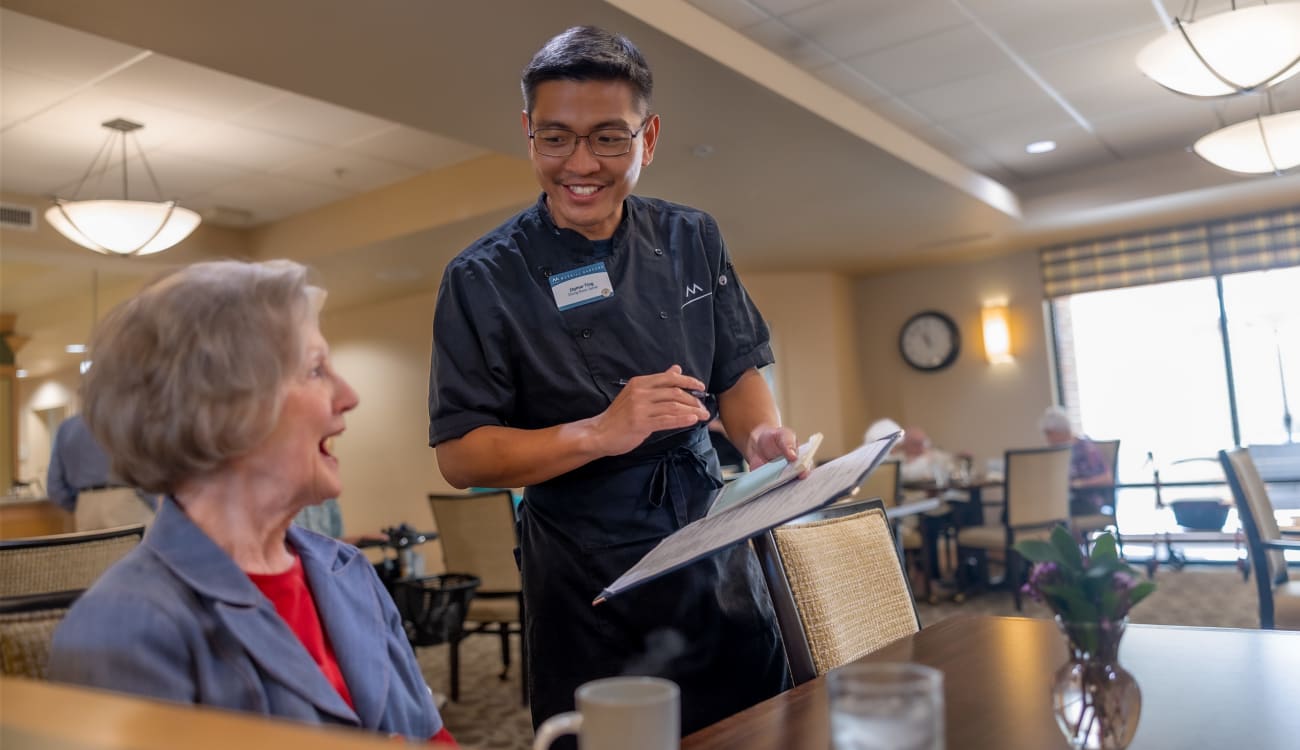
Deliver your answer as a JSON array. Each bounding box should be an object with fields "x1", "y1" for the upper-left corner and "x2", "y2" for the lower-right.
[
  {"x1": 1050, "y1": 526, "x2": 1084, "y2": 573},
  {"x1": 1128, "y1": 581, "x2": 1156, "y2": 608},
  {"x1": 1100, "y1": 587, "x2": 1119, "y2": 620},
  {"x1": 1091, "y1": 533, "x2": 1119, "y2": 567},
  {"x1": 1014, "y1": 539, "x2": 1062, "y2": 564},
  {"x1": 1041, "y1": 584, "x2": 1098, "y2": 622}
]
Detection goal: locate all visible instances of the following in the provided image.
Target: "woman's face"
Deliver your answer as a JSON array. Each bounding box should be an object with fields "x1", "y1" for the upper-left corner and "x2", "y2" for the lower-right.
[{"x1": 248, "y1": 319, "x2": 359, "y2": 508}]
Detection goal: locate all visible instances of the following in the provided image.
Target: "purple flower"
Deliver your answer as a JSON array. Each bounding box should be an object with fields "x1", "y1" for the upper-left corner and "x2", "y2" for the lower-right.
[{"x1": 1022, "y1": 561, "x2": 1059, "y2": 603}]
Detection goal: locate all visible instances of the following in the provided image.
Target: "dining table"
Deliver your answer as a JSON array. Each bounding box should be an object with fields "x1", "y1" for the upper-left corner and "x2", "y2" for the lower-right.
[
  {"x1": 682, "y1": 614, "x2": 1300, "y2": 749},
  {"x1": 0, "y1": 676, "x2": 439, "y2": 750}
]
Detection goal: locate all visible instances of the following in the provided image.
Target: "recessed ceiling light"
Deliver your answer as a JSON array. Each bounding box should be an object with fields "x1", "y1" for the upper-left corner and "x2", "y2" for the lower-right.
[
  {"x1": 65, "y1": 344, "x2": 86, "y2": 354},
  {"x1": 15, "y1": 369, "x2": 28, "y2": 378},
  {"x1": 1026, "y1": 140, "x2": 1057, "y2": 154}
]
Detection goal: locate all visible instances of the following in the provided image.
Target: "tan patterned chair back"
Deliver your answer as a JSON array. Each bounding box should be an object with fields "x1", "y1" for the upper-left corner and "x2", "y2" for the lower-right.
[
  {"x1": 757, "y1": 499, "x2": 918, "y2": 684},
  {"x1": 0, "y1": 591, "x2": 81, "y2": 678},
  {"x1": 1221, "y1": 448, "x2": 1288, "y2": 585},
  {"x1": 0, "y1": 525, "x2": 144, "y2": 598},
  {"x1": 427, "y1": 492, "x2": 520, "y2": 596},
  {"x1": 1006, "y1": 446, "x2": 1072, "y2": 529},
  {"x1": 856, "y1": 459, "x2": 901, "y2": 508}
]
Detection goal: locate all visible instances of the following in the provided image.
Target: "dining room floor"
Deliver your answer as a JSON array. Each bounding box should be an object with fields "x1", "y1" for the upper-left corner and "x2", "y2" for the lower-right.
[{"x1": 416, "y1": 562, "x2": 1263, "y2": 749}]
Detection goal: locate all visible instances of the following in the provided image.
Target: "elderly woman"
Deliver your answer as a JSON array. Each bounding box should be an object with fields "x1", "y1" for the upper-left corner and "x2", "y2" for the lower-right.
[
  {"x1": 49, "y1": 260, "x2": 453, "y2": 745},
  {"x1": 1040, "y1": 405, "x2": 1111, "y2": 513}
]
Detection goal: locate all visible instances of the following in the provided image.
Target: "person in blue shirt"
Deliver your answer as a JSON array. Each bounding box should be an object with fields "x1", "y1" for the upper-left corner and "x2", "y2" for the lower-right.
[
  {"x1": 428, "y1": 26, "x2": 795, "y2": 738},
  {"x1": 47, "y1": 414, "x2": 154, "y2": 531}
]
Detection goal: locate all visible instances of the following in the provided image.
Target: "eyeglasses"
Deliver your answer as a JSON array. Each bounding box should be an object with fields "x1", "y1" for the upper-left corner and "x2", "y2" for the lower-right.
[{"x1": 528, "y1": 119, "x2": 650, "y2": 158}]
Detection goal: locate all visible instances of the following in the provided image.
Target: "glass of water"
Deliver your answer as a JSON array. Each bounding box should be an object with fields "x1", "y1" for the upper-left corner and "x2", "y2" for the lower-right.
[{"x1": 828, "y1": 663, "x2": 944, "y2": 750}]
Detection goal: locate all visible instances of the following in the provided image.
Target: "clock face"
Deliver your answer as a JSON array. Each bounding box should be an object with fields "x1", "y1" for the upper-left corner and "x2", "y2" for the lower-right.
[{"x1": 899, "y1": 311, "x2": 960, "y2": 371}]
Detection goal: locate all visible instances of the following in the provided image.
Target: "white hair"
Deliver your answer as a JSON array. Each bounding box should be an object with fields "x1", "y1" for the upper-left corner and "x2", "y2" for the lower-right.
[{"x1": 1039, "y1": 406, "x2": 1071, "y2": 434}]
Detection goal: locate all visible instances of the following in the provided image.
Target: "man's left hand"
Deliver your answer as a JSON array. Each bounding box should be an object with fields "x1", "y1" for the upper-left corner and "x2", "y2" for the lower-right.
[{"x1": 746, "y1": 426, "x2": 799, "y2": 470}]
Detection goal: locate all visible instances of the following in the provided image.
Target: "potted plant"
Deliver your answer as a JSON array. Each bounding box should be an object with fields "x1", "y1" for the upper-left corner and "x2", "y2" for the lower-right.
[{"x1": 1015, "y1": 527, "x2": 1155, "y2": 750}]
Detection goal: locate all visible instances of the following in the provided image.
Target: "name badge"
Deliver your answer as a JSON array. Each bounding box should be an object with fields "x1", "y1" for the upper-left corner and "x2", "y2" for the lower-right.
[{"x1": 550, "y1": 262, "x2": 615, "y2": 311}]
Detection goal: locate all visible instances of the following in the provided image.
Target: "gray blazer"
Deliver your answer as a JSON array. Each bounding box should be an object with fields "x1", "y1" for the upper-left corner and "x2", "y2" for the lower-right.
[{"x1": 49, "y1": 497, "x2": 442, "y2": 740}]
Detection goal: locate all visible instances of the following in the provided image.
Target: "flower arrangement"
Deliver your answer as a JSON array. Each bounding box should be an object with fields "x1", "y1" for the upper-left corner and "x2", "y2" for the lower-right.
[
  {"x1": 1016, "y1": 527, "x2": 1154, "y2": 750},
  {"x1": 1015, "y1": 527, "x2": 1155, "y2": 633}
]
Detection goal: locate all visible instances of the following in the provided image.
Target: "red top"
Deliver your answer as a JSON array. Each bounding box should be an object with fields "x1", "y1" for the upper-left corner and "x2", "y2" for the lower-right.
[
  {"x1": 247, "y1": 554, "x2": 355, "y2": 710},
  {"x1": 248, "y1": 553, "x2": 459, "y2": 747}
]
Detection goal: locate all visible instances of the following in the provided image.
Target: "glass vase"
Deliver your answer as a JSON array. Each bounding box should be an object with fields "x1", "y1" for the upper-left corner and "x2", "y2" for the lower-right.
[{"x1": 1051, "y1": 617, "x2": 1141, "y2": 750}]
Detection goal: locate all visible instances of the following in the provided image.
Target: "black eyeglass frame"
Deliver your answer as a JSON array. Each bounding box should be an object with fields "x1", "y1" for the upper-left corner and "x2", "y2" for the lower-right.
[{"x1": 527, "y1": 116, "x2": 653, "y2": 158}]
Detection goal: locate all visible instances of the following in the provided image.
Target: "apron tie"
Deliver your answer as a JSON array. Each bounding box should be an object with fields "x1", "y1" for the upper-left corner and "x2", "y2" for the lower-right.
[{"x1": 647, "y1": 445, "x2": 724, "y2": 528}]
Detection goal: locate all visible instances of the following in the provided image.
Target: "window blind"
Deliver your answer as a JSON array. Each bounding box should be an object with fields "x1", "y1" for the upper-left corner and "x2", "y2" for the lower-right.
[{"x1": 1040, "y1": 205, "x2": 1300, "y2": 298}]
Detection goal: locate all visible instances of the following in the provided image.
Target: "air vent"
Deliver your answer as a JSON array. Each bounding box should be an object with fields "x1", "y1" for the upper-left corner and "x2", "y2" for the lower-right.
[{"x1": 0, "y1": 203, "x2": 37, "y2": 231}]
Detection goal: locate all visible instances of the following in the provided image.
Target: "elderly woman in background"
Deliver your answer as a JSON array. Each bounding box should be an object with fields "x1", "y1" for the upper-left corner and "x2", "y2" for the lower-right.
[
  {"x1": 49, "y1": 260, "x2": 454, "y2": 745},
  {"x1": 1040, "y1": 405, "x2": 1111, "y2": 513}
]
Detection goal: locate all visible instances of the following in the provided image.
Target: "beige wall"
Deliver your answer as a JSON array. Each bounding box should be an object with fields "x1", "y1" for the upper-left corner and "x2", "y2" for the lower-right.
[
  {"x1": 742, "y1": 270, "x2": 867, "y2": 456},
  {"x1": 15, "y1": 368, "x2": 80, "y2": 488},
  {"x1": 853, "y1": 248, "x2": 1054, "y2": 466},
  {"x1": 322, "y1": 291, "x2": 452, "y2": 541}
]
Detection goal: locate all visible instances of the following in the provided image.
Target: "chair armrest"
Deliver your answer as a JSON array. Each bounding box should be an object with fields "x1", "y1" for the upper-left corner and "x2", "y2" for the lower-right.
[{"x1": 1262, "y1": 539, "x2": 1300, "y2": 551}]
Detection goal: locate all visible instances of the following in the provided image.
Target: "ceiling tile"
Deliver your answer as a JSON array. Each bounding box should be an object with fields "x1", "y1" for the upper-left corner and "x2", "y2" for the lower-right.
[
  {"x1": 811, "y1": 62, "x2": 891, "y2": 105},
  {"x1": 2, "y1": 91, "x2": 215, "y2": 195},
  {"x1": 1090, "y1": 102, "x2": 1221, "y2": 159},
  {"x1": 749, "y1": 0, "x2": 825, "y2": 16},
  {"x1": 91, "y1": 53, "x2": 284, "y2": 120},
  {"x1": 120, "y1": 149, "x2": 254, "y2": 202},
  {"x1": 902, "y1": 67, "x2": 1051, "y2": 124},
  {"x1": 159, "y1": 122, "x2": 322, "y2": 172},
  {"x1": 842, "y1": 24, "x2": 1009, "y2": 95},
  {"x1": 1027, "y1": 27, "x2": 1155, "y2": 96},
  {"x1": 0, "y1": 126, "x2": 100, "y2": 196},
  {"x1": 741, "y1": 19, "x2": 836, "y2": 70},
  {"x1": 343, "y1": 126, "x2": 487, "y2": 172},
  {"x1": 272, "y1": 148, "x2": 420, "y2": 193},
  {"x1": 231, "y1": 92, "x2": 395, "y2": 146},
  {"x1": 782, "y1": 0, "x2": 967, "y2": 60},
  {"x1": 971, "y1": 0, "x2": 1166, "y2": 59},
  {"x1": 941, "y1": 99, "x2": 1080, "y2": 149},
  {"x1": 685, "y1": 0, "x2": 771, "y2": 28},
  {"x1": 186, "y1": 173, "x2": 350, "y2": 226},
  {"x1": 0, "y1": 9, "x2": 143, "y2": 84},
  {"x1": 0, "y1": 66, "x2": 77, "y2": 128}
]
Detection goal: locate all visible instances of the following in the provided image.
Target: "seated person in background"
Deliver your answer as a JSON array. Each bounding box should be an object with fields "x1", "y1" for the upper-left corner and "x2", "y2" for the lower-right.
[
  {"x1": 47, "y1": 413, "x2": 156, "y2": 531},
  {"x1": 866, "y1": 419, "x2": 954, "y2": 484},
  {"x1": 49, "y1": 260, "x2": 453, "y2": 746},
  {"x1": 1040, "y1": 406, "x2": 1111, "y2": 513}
]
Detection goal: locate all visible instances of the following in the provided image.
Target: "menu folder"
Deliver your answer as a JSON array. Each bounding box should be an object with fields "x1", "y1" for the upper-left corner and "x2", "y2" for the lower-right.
[{"x1": 593, "y1": 430, "x2": 902, "y2": 605}]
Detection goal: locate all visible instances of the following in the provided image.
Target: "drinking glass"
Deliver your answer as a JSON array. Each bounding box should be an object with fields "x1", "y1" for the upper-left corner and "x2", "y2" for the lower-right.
[{"x1": 828, "y1": 663, "x2": 944, "y2": 750}]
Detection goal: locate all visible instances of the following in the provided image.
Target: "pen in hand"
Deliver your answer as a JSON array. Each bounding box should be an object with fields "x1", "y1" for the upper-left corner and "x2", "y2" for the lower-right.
[{"x1": 613, "y1": 378, "x2": 709, "y2": 400}]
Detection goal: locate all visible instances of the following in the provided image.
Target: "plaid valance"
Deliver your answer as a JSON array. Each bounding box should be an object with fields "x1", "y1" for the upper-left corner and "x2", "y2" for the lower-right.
[{"x1": 1040, "y1": 205, "x2": 1300, "y2": 298}]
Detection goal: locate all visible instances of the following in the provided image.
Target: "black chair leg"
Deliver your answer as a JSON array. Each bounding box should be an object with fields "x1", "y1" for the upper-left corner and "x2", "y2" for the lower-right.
[
  {"x1": 1010, "y1": 550, "x2": 1022, "y2": 612},
  {"x1": 519, "y1": 595, "x2": 528, "y2": 706},
  {"x1": 498, "y1": 623, "x2": 510, "y2": 680},
  {"x1": 448, "y1": 636, "x2": 461, "y2": 702}
]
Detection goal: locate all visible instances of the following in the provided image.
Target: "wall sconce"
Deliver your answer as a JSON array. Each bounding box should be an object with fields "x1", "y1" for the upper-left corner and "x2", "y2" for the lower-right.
[{"x1": 982, "y1": 304, "x2": 1013, "y2": 364}]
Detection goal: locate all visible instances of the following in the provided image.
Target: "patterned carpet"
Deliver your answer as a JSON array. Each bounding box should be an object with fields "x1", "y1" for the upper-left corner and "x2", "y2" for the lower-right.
[{"x1": 416, "y1": 563, "x2": 1262, "y2": 749}]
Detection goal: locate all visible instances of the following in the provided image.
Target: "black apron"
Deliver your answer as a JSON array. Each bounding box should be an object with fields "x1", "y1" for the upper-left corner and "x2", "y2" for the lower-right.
[{"x1": 520, "y1": 426, "x2": 790, "y2": 737}]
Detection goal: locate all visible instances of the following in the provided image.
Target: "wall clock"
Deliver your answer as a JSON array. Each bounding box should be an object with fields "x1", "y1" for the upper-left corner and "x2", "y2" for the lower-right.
[{"x1": 899, "y1": 310, "x2": 960, "y2": 372}]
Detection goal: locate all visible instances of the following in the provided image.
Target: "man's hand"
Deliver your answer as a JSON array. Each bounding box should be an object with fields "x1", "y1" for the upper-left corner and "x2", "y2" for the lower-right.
[
  {"x1": 746, "y1": 425, "x2": 799, "y2": 470},
  {"x1": 590, "y1": 365, "x2": 711, "y2": 457}
]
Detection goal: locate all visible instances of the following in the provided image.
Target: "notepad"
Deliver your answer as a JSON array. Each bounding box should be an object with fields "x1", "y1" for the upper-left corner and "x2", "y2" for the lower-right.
[
  {"x1": 706, "y1": 433, "x2": 823, "y2": 517},
  {"x1": 594, "y1": 430, "x2": 901, "y2": 604}
]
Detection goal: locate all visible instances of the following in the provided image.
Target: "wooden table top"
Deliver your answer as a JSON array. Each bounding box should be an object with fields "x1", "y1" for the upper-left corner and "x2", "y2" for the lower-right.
[
  {"x1": 682, "y1": 615, "x2": 1300, "y2": 750},
  {"x1": 0, "y1": 677, "x2": 417, "y2": 750}
]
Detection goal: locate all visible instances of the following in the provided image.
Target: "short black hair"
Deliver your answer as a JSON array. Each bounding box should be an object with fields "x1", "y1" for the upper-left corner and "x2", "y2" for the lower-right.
[{"x1": 521, "y1": 26, "x2": 653, "y2": 116}]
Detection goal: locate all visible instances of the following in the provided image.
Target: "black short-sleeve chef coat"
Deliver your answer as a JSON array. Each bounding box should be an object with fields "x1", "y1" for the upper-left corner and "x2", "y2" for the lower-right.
[{"x1": 428, "y1": 194, "x2": 789, "y2": 736}]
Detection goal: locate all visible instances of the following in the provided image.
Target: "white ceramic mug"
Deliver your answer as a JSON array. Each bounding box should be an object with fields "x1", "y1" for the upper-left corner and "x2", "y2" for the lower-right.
[{"x1": 532, "y1": 676, "x2": 680, "y2": 750}]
